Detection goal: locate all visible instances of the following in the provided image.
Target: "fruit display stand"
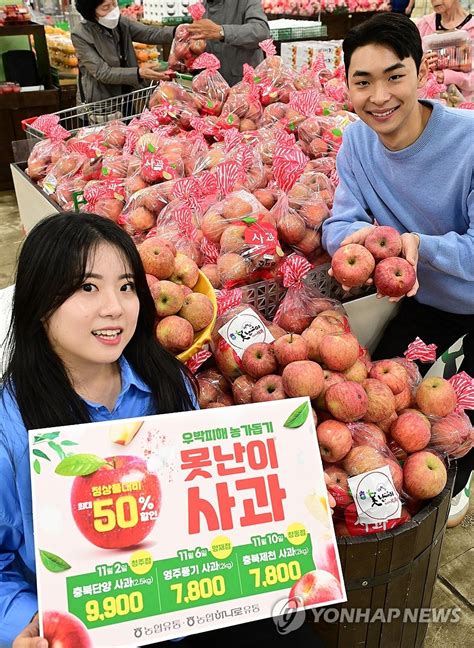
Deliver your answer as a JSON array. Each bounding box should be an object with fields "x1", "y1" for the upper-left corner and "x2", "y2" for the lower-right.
[
  {"x1": 11, "y1": 161, "x2": 60, "y2": 231},
  {"x1": 315, "y1": 467, "x2": 455, "y2": 648}
]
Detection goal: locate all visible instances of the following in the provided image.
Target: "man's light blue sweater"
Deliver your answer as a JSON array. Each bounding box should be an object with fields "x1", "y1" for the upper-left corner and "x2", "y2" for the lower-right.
[{"x1": 322, "y1": 100, "x2": 474, "y2": 314}]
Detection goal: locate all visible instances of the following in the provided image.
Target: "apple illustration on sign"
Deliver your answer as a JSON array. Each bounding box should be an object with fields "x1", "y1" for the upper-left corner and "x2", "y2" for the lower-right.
[
  {"x1": 288, "y1": 569, "x2": 343, "y2": 607},
  {"x1": 43, "y1": 610, "x2": 92, "y2": 648},
  {"x1": 70, "y1": 455, "x2": 161, "y2": 549}
]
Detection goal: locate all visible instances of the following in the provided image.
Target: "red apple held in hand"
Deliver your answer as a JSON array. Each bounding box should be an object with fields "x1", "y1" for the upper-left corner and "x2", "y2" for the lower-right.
[
  {"x1": 331, "y1": 243, "x2": 376, "y2": 288},
  {"x1": 282, "y1": 360, "x2": 325, "y2": 399},
  {"x1": 364, "y1": 226, "x2": 402, "y2": 261},
  {"x1": 415, "y1": 376, "x2": 457, "y2": 417},
  {"x1": 43, "y1": 610, "x2": 92, "y2": 648},
  {"x1": 317, "y1": 420, "x2": 352, "y2": 463},
  {"x1": 288, "y1": 569, "x2": 343, "y2": 608},
  {"x1": 71, "y1": 455, "x2": 161, "y2": 549},
  {"x1": 369, "y1": 359, "x2": 409, "y2": 395},
  {"x1": 242, "y1": 342, "x2": 278, "y2": 379},
  {"x1": 319, "y1": 332, "x2": 360, "y2": 372},
  {"x1": 362, "y1": 378, "x2": 396, "y2": 423},
  {"x1": 326, "y1": 381, "x2": 369, "y2": 422},
  {"x1": 273, "y1": 333, "x2": 309, "y2": 367},
  {"x1": 403, "y1": 451, "x2": 447, "y2": 500},
  {"x1": 390, "y1": 409, "x2": 431, "y2": 453},
  {"x1": 252, "y1": 374, "x2": 286, "y2": 402},
  {"x1": 374, "y1": 257, "x2": 416, "y2": 298}
]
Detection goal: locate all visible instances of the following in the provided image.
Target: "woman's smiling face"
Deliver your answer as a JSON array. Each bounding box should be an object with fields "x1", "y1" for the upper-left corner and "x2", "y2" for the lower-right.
[{"x1": 44, "y1": 243, "x2": 140, "y2": 376}]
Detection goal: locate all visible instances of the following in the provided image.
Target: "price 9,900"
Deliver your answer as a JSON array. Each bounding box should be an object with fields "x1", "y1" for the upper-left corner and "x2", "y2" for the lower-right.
[{"x1": 86, "y1": 592, "x2": 143, "y2": 622}]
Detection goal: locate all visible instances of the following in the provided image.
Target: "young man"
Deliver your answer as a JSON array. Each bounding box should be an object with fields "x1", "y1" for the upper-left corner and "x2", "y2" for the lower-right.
[{"x1": 322, "y1": 13, "x2": 474, "y2": 524}]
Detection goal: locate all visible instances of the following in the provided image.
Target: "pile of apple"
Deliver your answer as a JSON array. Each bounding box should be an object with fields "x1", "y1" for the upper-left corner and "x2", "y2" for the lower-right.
[
  {"x1": 139, "y1": 237, "x2": 215, "y2": 355},
  {"x1": 198, "y1": 306, "x2": 472, "y2": 536},
  {"x1": 331, "y1": 225, "x2": 417, "y2": 298}
]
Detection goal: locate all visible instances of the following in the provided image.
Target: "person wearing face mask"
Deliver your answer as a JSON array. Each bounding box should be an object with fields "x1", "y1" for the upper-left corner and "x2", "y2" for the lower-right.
[
  {"x1": 186, "y1": 0, "x2": 271, "y2": 86},
  {"x1": 412, "y1": 0, "x2": 474, "y2": 98},
  {"x1": 72, "y1": 0, "x2": 175, "y2": 106}
]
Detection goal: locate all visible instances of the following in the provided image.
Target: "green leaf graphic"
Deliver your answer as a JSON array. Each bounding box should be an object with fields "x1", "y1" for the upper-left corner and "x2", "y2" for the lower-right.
[
  {"x1": 284, "y1": 401, "x2": 309, "y2": 428},
  {"x1": 49, "y1": 441, "x2": 66, "y2": 459},
  {"x1": 55, "y1": 454, "x2": 109, "y2": 477},
  {"x1": 33, "y1": 459, "x2": 41, "y2": 474},
  {"x1": 40, "y1": 549, "x2": 71, "y2": 573},
  {"x1": 32, "y1": 449, "x2": 50, "y2": 461},
  {"x1": 60, "y1": 440, "x2": 79, "y2": 446},
  {"x1": 34, "y1": 431, "x2": 60, "y2": 443},
  {"x1": 242, "y1": 216, "x2": 257, "y2": 224}
]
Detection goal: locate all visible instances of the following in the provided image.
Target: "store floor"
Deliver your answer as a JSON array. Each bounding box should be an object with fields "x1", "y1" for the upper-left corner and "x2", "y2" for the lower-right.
[{"x1": 0, "y1": 190, "x2": 472, "y2": 646}]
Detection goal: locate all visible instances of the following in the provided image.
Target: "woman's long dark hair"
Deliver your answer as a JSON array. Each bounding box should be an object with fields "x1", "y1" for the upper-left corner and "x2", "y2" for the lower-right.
[{"x1": 3, "y1": 212, "x2": 197, "y2": 432}]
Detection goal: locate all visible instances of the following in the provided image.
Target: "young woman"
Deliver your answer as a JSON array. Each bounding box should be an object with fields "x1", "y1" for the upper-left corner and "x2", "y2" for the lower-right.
[
  {"x1": 1, "y1": 212, "x2": 198, "y2": 646},
  {"x1": 7, "y1": 213, "x2": 327, "y2": 647}
]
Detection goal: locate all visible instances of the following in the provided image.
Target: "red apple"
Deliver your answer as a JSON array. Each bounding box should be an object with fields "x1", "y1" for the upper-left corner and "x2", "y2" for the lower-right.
[
  {"x1": 71, "y1": 455, "x2": 161, "y2": 549},
  {"x1": 242, "y1": 342, "x2": 278, "y2": 379},
  {"x1": 319, "y1": 332, "x2": 360, "y2": 372},
  {"x1": 43, "y1": 610, "x2": 92, "y2": 648},
  {"x1": 415, "y1": 376, "x2": 457, "y2": 417},
  {"x1": 374, "y1": 257, "x2": 416, "y2": 298},
  {"x1": 214, "y1": 339, "x2": 243, "y2": 380},
  {"x1": 343, "y1": 359, "x2": 368, "y2": 383},
  {"x1": 315, "y1": 370, "x2": 346, "y2": 410},
  {"x1": 273, "y1": 333, "x2": 309, "y2": 367},
  {"x1": 282, "y1": 360, "x2": 325, "y2": 399},
  {"x1": 317, "y1": 420, "x2": 353, "y2": 463},
  {"x1": 343, "y1": 444, "x2": 386, "y2": 476},
  {"x1": 324, "y1": 465, "x2": 352, "y2": 507},
  {"x1": 152, "y1": 280, "x2": 184, "y2": 317},
  {"x1": 232, "y1": 374, "x2": 256, "y2": 405},
  {"x1": 430, "y1": 412, "x2": 473, "y2": 458},
  {"x1": 326, "y1": 381, "x2": 369, "y2": 422},
  {"x1": 364, "y1": 226, "x2": 402, "y2": 261},
  {"x1": 369, "y1": 359, "x2": 409, "y2": 395},
  {"x1": 139, "y1": 239, "x2": 175, "y2": 279},
  {"x1": 170, "y1": 253, "x2": 199, "y2": 289},
  {"x1": 394, "y1": 384, "x2": 413, "y2": 411},
  {"x1": 252, "y1": 374, "x2": 286, "y2": 402},
  {"x1": 156, "y1": 315, "x2": 194, "y2": 353},
  {"x1": 403, "y1": 451, "x2": 447, "y2": 500},
  {"x1": 390, "y1": 409, "x2": 431, "y2": 453},
  {"x1": 331, "y1": 243, "x2": 375, "y2": 288},
  {"x1": 288, "y1": 569, "x2": 343, "y2": 607},
  {"x1": 179, "y1": 293, "x2": 214, "y2": 331},
  {"x1": 362, "y1": 378, "x2": 396, "y2": 423}
]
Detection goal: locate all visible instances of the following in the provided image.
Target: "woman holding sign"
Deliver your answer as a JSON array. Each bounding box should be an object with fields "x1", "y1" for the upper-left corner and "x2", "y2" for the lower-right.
[
  {"x1": 4, "y1": 213, "x2": 326, "y2": 648},
  {"x1": 1, "y1": 213, "x2": 197, "y2": 646}
]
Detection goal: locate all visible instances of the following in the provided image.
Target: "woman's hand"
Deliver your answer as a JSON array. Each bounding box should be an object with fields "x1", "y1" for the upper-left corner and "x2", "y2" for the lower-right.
[
  {"x1": 138, "y1": 63, "x2": 172, "y2": 81},
  {"x1": 324, "y1": 473, "x2": 336, "y2": 512},
  {"x1": 435, "y1": 70, "x2": 445, "y2": 83},
  {"x1": 12, "y1": 616, "x2": 48, "y2": 648}
]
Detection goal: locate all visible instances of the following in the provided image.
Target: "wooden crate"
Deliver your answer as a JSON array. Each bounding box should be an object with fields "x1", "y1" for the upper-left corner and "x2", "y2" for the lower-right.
[{"x1": 311, "y1": 467, "x2": 456, "y2": 647}]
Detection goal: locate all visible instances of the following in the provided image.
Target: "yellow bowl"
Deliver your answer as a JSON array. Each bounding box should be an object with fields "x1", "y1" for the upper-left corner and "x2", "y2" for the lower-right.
[{"x1": 177, "y1": 271, "x2": 218, "y2": 363}]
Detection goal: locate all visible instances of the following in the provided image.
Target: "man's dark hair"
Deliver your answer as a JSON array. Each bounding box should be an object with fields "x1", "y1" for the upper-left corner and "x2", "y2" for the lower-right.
[
  {"x1": 75, "y1": 0, "x2": 102, "y2": 22},
  {"x1": 343, "y1": 13, "x2": 423, "y2": 78}
]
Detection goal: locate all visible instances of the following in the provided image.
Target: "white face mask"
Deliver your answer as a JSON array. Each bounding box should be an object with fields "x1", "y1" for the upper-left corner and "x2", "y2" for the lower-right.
[{"x1": 97, "y1": 5, "x2": 120, "y2": 29}]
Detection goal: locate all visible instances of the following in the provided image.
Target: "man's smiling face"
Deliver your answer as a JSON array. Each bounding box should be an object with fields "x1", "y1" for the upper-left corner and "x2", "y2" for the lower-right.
[{"x1": 347, "y1": 43, "x2": 429, "y2": 149}]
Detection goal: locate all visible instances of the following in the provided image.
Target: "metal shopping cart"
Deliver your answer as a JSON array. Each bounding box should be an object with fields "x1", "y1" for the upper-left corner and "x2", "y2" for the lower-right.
[{"x1": 21, "y1": 84, "x2": 159, "y2": 142}]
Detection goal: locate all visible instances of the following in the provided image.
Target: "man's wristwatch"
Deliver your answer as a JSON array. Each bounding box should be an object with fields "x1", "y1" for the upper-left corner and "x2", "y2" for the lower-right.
[{"x1": 219, "y1": 26, "x2": 225, "y2": 41}]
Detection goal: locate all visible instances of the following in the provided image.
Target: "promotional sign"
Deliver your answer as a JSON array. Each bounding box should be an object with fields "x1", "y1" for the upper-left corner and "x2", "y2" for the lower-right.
[{"x1": 30, "y1": 398, "x2": 346, "y2": 646}]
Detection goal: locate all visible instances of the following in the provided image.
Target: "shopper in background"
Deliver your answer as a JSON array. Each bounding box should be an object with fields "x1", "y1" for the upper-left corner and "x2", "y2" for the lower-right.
[
  {"x1": 415, "y1": 0, "x2": 474, "y2": 98},
  {"x1": 322, "y1": 13, "x2": 474, "y2": 526},
  {"x1": 72, "y1": 0, "x2": 174, "y2": 105},
  {"x1": 186, "y1": 0, "x2": 271, "y2": 86},
  {"x1": 1, "y1": 213, "x2": 198, "y2": 646}
]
